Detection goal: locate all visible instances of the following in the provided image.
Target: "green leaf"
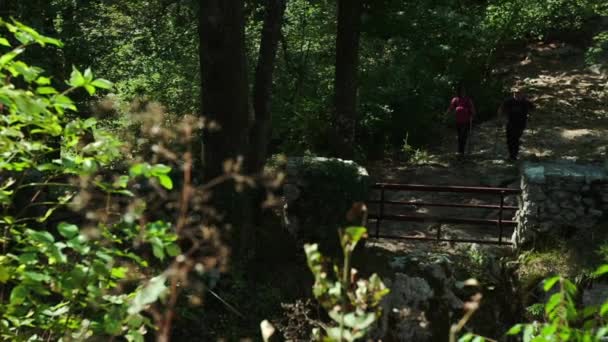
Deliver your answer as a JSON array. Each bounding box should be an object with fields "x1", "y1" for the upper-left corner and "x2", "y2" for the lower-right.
[
  {"x1": 103, "y1": 314, "x2": 122, "y2": 335},
  {"x1": 150, "y1": 164, "x2": 172, "y2": 175},
  {"x1": 545, "y1": 293, "x2": 561, "y2": 315},
  {"x1": 53, "y1": 94, "x2": 77, "y2": 111},
  {"x1": 128, "y1": 275, "x2": 168, "y2": 315},
  {"x1": 126, "y1": 330, "x2": 145, "y2": 342},
  {"x1": 14, "y1": 31, "x2": 33, "y2": 44},
  {"x1": 111, "y1": 267, "x2": 128, "y2": 279},
  {"x1": 67, "y1": 236, "x2": 90, "y2": 255},
  {"x1": 36, "y1": 86, "x2": 58, "y2": 95},
  {"x1": 0, "y1": 265, "x2": 10, "y2": 283},
  {"x1": 543, "y1": 276, "x2": 560, "y2": 292},
  {"x1": 601, "y1": 302, "x2": 608, "y2": 316},
  {"x1": 91, "y1": 78, "x2": 113, "y2": 90},
  {"x1": 342, "y1": 226, "x2": 367, "y2": 250},
  {"x1": 597, "y1": 327, "x2": 608, "y2": 339},
  {"x1": 68, "y1": 67, "x2": 86, "y2": 87},
  {"x1": 18, "y1": 253, "x2": 38, "y2": 264},
  {"x1": 42, "y1": 303, "x2": 69, "y2": 317},
  {"x1": 0, "y1": 47, "x2": 24, "y2": 66},
  {"x1": 58, "y1": 222, "x2": 79, "y2": 239},
  {"x1": 345, "y1": 226, "x2": 367, "y2": 242},
  {"x1": 10, "y1": 285, "x2": 28, "y2": 305},
  {"x1": 40, "y1": 36, "x2": 63, "y2": 47},
  {"x1": 115, "y1": 189, "x2": 135, "y2": 197},
  {"x1": 83, "y1": 67, "x2": 93, "y2": 82},
  {"x1": 523, "y1": 324, "x2": 534, "y2": 342},
  {"x1": 129, "y1": 163, "x2": 148, "y2": 177},
  {"x1": 113, "y1": 175, "x2": 130, "y2": 189},
  {"x1": 166, "y1": 244, "x2": 181, "y2": 257},
  {"x1": 150, "y1": 237, "x2": 165, "y2": 260},
  {"x1": 83, "y1": 159, "x2": 98, "y2": 173},
  {"x1": 157, "y1": 174, "x2": 173, "y2": 190},
  {"x1": 37, "y1": 206, "x2": 59, "y2": 223},
  {"x1": 35, "y1": 76, "x2": 51, "y2": 85},
  {"x1": 0, "y1": 38, "x2": 10, "y2": 47},
  {"x1": 23, "y1": 271, "x2": 48, "y2": 282},
  {"x1": 96, "y1": 251, "x2": 114, "y2": 263},
  {"x1": 458, "y1": 333, "x2": 474, "y2": 342},
  {"x1": 27, "y1": 230, "x2": 55, "y2": 244},
  {"x1": 582, "y1": 305, "x2": 597, "y2": 318},
  {"x1": 343, "y1": 312, "x2": 376, "y2": 329},
  {"x1": 84, "y1": 84, "x2": 95, "y2": 95},
  {"x1": 594, "y1": 265, "x2": 608, "y2": 277}
]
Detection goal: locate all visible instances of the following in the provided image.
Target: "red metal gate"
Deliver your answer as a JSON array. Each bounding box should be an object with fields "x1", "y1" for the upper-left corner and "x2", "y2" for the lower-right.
[{"x1": 368, "y1": 183, "x2": 521, "y2": 246}]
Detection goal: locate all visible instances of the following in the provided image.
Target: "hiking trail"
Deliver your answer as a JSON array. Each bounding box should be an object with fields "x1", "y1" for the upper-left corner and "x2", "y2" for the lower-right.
[{"x1": 366, "y1": 41, "x2": 608, "y2": 253}]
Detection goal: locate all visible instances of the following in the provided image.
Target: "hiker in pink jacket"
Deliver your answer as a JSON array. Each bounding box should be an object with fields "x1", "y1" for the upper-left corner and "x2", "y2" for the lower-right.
[{"x1": 446, "y1": 84, "x2": 476, "y2": 157}]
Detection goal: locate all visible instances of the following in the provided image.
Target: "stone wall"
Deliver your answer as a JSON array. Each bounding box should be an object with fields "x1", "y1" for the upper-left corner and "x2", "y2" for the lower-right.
[
  {"x1": 513, "y1": 161, "x2": 608, "y2": 247},
  {"x1": 278, "y1": 157, "x2": 370, "y2": 250}
]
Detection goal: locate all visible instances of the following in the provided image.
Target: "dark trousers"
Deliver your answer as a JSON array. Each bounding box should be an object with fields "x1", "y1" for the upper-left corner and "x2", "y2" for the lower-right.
[
  {"x1": 506, "y1": 121, "x2": 526, "y2": 159},
  {"x1": 456, "y1": 122, "x2": 470, "y2": 154}
]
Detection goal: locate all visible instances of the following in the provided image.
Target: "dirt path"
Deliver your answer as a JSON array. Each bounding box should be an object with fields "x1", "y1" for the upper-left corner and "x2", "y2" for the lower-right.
[{"x1": 365, "y1": 41, "x2": 608, "y2": 251}]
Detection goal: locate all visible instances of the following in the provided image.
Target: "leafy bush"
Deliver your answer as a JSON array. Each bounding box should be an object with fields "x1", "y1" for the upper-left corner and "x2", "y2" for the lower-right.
[
  {"x1": 458, "y1": 265, "x2": 608, "y2": 342},
  {"x1": 506, "y1": 268, "x2": 608, "y2": 341},
  {"x1": 0, "y1": 19, "x2": 187, "y2": 341},
  {"x1": 585, "y1": 31, "x2": 608, "y2": 65},
  {"x1": 0, "y1": 20, "x2": 234, "y2": 341}
]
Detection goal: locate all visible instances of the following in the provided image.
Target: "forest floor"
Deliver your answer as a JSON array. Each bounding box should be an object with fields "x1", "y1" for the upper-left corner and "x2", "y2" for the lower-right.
[{"x1": 364, "y1": 40, "x2": 608, "y2": 256}]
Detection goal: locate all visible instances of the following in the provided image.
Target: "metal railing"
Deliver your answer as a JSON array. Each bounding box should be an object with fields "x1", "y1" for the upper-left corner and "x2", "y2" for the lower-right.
[{"x1": 368, "y1": 183, "x2": 521, "y2": 246}]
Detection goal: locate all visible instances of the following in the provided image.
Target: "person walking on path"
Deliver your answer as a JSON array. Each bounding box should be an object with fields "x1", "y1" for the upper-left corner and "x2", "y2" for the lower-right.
[
  {"x1": 498, "y1": 86, "x2": 535, "y2": 161},
  {"x1": 445, "y1": 84, "x2": 476, "y2": 158}
]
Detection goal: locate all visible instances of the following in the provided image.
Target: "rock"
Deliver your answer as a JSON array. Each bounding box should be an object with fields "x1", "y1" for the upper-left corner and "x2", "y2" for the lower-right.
[
  {"x1": 388, "y1": 308, "x2": 432, "y2": 342},
  {"x1": 589, "y1": 209, "x2": 603, "y2": 217},
  {"x1": 583, "y1": 284, "x2": 608, "y2": 307},
  {"x1": 376, "y1": 274, "x2": 435, "y2": 341},
  {"x1": 560, "y1": 201, "x2": 576, "y2": 210},
  {"x1": 546, "y1": 201, "x2": 560, "y2": 214},
  {"x1": 564, "y1": 210, "x2": 577, "y2": 222},
  {"x1": 529, "y1": 191, "x2": 546, "y2": 201},
  {"x1": 538, "y1": 222, "x2": 552, "y2": 233},
  {"x1": 582, "y1": 197, "x2": 595, "y2": 207},
  {"x1": 575, "y1": 206, "x2": 585, "y2": 217},
  {"x1": 283, "y1": 183, "x2": 300, "y2": 203},
  {"x1": 578, "y1": 217, "x2": 596, "y2": 229},
  {"x1": 553, "y1": 191, "x2": 571, "y2": 200},
  {"x1": 391, "y1": 274, "x2": 434, "y2": 308},
  {"x1": 563, "y1": 183, "x2": 581, "y2": 192}
]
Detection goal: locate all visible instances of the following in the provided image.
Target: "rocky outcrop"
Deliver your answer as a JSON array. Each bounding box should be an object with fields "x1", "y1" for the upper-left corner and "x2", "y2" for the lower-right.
[{"x1": 373, "y1": 252, "x2": 463, "y2": 341}]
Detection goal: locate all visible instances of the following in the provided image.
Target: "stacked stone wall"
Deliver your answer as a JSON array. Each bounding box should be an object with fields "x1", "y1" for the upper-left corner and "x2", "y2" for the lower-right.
[{"x1": 514, "y1": 162, "x2": 608, "y2": 247}]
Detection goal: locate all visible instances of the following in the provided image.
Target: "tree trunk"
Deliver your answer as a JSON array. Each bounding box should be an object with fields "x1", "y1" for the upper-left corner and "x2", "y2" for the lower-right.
[
  {"x1": 199, "y1": 0, "x2": 254, "y2": 259},
  {"x1": 332, "y1": 0, "x2": 363, "y2": 160},
  {"x1": 199, "y1": 0, "x2": 251, "y2": 181},
  {"x1": 248, "y1": 0, "x2": 287, "y2": 174}
]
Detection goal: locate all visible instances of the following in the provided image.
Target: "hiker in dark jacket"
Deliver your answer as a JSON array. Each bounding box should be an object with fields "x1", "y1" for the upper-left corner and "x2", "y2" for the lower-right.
[
  {"x1": 498, "y1": 87, "x2": 535, "y2": 161},
  {"x1": 446, "y1": 84, "x2": 476, "y2": 157}
]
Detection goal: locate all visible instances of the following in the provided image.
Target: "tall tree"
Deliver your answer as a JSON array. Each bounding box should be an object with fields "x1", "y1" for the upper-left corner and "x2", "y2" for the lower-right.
[
  {"x1": 248, "y1": 0, "x2": 287, "y2": 174},
  {"x1": 199, "y1": 0, "x2": 251, "y2": 181},
  {"x1": 331, "y1": 0, "x2": 363, "y2": 160}
]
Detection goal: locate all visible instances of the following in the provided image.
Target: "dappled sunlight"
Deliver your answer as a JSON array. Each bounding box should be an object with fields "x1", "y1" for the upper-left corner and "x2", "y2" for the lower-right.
[{"x1": 560, "y1": 128, "x2": 597, "y2": 140}]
